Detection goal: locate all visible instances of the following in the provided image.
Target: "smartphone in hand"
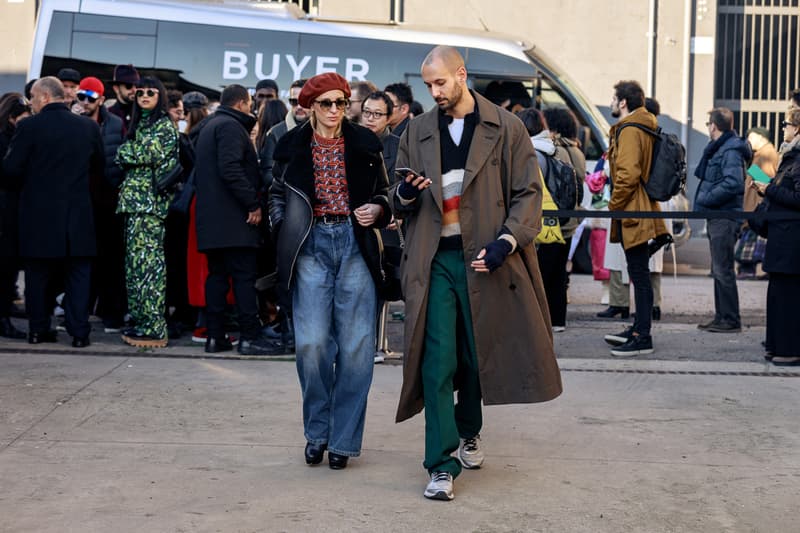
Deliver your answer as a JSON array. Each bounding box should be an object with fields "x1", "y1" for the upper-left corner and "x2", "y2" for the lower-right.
[{"x1": 395, "y1": 167, "x2": 422, "y2": 181}]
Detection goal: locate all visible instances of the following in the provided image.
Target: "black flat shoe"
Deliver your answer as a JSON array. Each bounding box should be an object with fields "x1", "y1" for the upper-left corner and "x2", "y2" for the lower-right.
[
  {"x1": 596, "y1": 306, "x2": 630, "y2": 319},
  {"x1": 305, "y1": 442, "x2": 327, "y2": 465},
  {"x1": 328, "y1": 452, "x2": 349, "y2": 470},
  {"x1": 71, "y1": 336, "x2": 90, "y2": 348},
  {"x1": 28, "y1": 330, "x2": 58, "y2": 344},
  {"x1": 205, "y1": 335, "x2": 233, "y2": 353}
]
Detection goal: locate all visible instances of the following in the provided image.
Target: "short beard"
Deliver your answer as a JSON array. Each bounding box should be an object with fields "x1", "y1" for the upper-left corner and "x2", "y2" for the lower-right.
[
  {"x1": 437, "y1": 84, "x2": 463, "y2": 112},
  {"x1": 611, "y1": 108, "x2": 620, "y2": 118}
]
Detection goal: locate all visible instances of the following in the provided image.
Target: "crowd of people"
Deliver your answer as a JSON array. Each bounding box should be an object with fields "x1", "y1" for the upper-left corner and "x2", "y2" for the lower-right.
[{"x1": 1, "y1": 50, "x2": 799, "y2": 500}]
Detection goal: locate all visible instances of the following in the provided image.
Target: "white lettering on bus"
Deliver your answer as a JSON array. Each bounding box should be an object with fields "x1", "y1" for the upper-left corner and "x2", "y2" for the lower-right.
[
  {"x1": 223, "y1": 51, "x2": 248, "y2": 80},
  {"x1": 286, "y1": 55, "x2": 312, "y2": 80},
  {"x1": 316, "y1": 56, "x2": 339, "y2": 74},
  {"x1": 345, "y1": 58, "x2": 369, "y2": 80},
  {"x1": 222, "y1": 50, "x2": 370, "y2": 81},
  {"x1": 255, "y1": 53, "x2": 280, "y2": 79}
]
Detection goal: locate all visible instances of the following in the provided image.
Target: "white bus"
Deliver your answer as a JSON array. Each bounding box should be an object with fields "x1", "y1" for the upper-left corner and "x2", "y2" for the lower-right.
[{"x1": 31, "y1": 0, "x2": 610, "y2": 159}]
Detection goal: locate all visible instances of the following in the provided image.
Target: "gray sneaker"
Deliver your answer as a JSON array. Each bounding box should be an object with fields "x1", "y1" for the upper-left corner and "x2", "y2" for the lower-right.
[
  {"x1": 424, "y1": 471, "x2": 454, "y2": 501},
  {"x1": 458, "y1": 435, "x2": 484, "y2": 469}
]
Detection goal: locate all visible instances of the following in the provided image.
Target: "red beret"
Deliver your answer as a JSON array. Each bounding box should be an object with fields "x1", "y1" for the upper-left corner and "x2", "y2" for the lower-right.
[{"x1": 298, "y1": 72, "x2": 351, "y2": 109}]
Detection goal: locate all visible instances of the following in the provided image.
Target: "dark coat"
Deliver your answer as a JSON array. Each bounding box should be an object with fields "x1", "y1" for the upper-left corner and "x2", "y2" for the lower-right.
[
  {"x1": 3, "y1": 103, "x2": 104, "y2": 258},
  {"x1": 259, "y1": 119, "x2": 289, "y2": 191},
  {"x1": 108, "y1": 100, "x2": 134, "y2": 130},
  {"x1": 380, "y1": 130, "x2": 400, "y2": 180},
  {"x1": 194, "y1": 106, "x2": 262, "y2": 251},
  {"x1": 694, "y1": 133, "x2": 750, "y2": 212},
  {"x1": 269, "y1": 120, "x2": 391, "y2": 292},
  {"x1": 763, "y1": 143, "x2": 800, "y2": 275},
  {"x1": 390, "y1": 92, "x2": 562, "y2": 423},
  {"x1": 99, "y1": 106, "x2": 125, "y2": 187},
  {"x1": 0, "y1": 129, "x2": 19, "y2": 258},
  {"x1": 90, "y1": 107, "x2": 125, "y2": 212}
]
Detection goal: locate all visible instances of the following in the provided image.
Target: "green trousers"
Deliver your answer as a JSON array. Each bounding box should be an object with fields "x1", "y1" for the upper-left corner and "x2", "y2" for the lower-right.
[
  {"x1": 422, "y1": 249, "x2": 482, "y2": 478},
  {"x1": 125, "y1": 214, "x2": 167, "y2": 339}
]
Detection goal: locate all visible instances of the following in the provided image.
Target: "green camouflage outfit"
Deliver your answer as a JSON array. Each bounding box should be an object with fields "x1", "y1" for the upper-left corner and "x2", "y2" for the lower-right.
[{"x1": 115, "y1": 113, "x2": 178, "y2": 340}]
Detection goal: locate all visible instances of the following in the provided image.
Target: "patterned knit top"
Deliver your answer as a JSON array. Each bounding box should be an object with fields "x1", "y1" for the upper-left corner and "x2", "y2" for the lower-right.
[{"x1": 312, "y1": 133, "x2": 350, "y2": 217}]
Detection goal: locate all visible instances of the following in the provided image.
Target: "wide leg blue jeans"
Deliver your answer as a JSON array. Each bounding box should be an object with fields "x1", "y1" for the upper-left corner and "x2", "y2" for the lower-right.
[{"x1": 292, "y1": 220, "x2": 377, "y2": 456}]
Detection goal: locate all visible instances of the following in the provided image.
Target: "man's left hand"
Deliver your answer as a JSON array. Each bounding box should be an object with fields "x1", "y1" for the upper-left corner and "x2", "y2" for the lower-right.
[{"x1": 354, "y1": 203, "x2": 383, "y2": 227}]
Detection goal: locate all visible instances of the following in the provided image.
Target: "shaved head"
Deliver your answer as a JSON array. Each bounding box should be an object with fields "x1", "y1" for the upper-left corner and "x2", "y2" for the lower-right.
[
  {"x1": 422, "y1": 45, "x2": 465, "y2": 73},
  {"x1": 421, "y1": 45, "x2": 473, "y2": 116}
]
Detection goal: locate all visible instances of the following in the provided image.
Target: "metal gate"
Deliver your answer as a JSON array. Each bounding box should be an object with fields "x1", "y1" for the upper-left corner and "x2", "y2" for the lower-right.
[{"x1": 715, "y1": 0, "x2": 800, "y2": 145}]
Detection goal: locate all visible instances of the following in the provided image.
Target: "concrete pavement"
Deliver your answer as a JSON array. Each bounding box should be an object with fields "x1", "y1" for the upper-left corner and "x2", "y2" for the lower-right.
[
  {"x1": 1, "y1": 353, "x2": 799, "y2": 532},
  {"x1": 3, "y1": 266, "x2": 798, "y2": 532}
]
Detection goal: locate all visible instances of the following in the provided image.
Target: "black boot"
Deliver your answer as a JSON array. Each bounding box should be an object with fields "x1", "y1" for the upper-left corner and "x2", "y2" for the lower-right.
[
  {"x1": 596, "y1": 306, "x2": 630, "y2": 319},
  {"x1": 0, "y1": 317, "x2": 26, "y2": 339},
  {"x1": 652, "y1": 306, "x2": 661, "y2": 321}
]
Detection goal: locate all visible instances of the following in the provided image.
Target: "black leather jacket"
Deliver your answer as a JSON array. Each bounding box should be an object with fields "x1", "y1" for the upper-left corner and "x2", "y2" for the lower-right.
[{"x1": 269, "y1": 120, "x2": 391, "y2": 291}]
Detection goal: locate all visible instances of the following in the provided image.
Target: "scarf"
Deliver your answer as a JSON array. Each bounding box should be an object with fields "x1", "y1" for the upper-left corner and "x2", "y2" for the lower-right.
[{"x1": 695, "y1": 130, "x2": 734, "y2": 180}]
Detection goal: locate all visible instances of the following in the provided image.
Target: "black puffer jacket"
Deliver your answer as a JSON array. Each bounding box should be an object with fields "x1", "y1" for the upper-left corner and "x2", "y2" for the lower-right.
[
  {"x1": 194, "y1": 106, "x2": 262, "y2": 251},
  {"x1": 99, "y1": 106, "x2": 125, "y2": 187},
  {"x1": 270, "y1": 120, "x2": 391, "y2": 291}
]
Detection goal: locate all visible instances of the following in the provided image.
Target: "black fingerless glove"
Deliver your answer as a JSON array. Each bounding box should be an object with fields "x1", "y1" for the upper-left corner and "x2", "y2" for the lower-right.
[
  {"x1": 397, "y1": 179, "x2": 423, "y2": 201},
  {"x1": 482, "y1": 239, "x2": 513, "y2": 272}
]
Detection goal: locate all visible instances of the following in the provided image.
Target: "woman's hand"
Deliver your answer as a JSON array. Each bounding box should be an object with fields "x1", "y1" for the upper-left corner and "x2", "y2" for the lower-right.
[{"x1": 354, "y1": 203, "x2": 383, "y2": 227}]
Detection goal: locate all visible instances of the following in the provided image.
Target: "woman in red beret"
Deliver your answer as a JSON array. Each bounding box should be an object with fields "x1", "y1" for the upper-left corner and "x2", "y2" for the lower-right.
[{"x1": 270, "y1": 73, "x2": 391, "y2": 469}]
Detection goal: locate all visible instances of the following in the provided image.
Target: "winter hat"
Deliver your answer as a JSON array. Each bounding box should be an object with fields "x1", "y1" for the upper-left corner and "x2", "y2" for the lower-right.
[
  {"x1": 57, "y1": 68, "x2": 81, "y2": 84},
  {"x1": 298, "y1": 73, "x2": 351, "y2": 109},
  {"x1": 183, "y1": 91, "x2": 209, "y2": 111},
  {"x1": 255, "y1": 79, "x2": 279, "y2": 92},
  {"x1": 112, "y1": 64, "x2": 140, "y2": 85},
  {"x1": 78, "y1": 77, "x2": 105, "y2": 98}
]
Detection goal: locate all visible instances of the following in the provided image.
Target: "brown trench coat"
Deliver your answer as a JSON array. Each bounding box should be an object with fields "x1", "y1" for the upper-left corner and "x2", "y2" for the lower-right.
[
  {"x1": 608, "y1": 107, "x2": 669, "y2": 248},
  {"x1": 391, "y1": 92, "x2": 563, "y2": 423}
]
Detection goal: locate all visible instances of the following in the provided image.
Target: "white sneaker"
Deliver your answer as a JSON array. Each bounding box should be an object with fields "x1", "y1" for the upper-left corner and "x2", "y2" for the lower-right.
[
  {"x1": 374, "y1": 352, "x2": 385, "y2": 364},
  {"x1": 458, "y1": 435, "x2": 484, "y2": 469},
  {"x1": 424, "y1": 471, "x2": 454, "y2": 501},
  {"x1": 552, "y1": 326, "x2": 566, "y2": 333}
]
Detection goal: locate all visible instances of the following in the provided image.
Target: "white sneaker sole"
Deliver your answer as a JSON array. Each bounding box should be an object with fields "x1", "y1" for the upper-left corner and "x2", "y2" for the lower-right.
[
  {"x1": 604, "y1": 334, "x2": 630, "y2": 346},
  {"x1": 610, "y1": 347, "x2": 654, "y2": 357},
  {"x1": 423, "y1": 488, "x2": 454, "y2": 501}
]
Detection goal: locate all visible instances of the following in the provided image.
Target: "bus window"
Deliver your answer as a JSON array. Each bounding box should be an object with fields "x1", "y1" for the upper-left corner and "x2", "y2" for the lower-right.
[{"x1": 537, "y1": 77, "x2": 604, "y2": 161}]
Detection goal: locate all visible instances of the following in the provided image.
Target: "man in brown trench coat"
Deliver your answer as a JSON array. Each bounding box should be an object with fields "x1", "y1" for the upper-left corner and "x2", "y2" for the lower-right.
[{"x1": 391, "y1": 46, "x2": 562, "y2": 501}]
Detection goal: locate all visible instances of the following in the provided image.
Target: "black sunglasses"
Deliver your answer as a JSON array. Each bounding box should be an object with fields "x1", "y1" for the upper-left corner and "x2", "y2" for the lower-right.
[
  {"x1": 135, "y1": 88, "x2": 159, "y2": 98},
  {"x1": 315, "y1": 98, "x2": 349, "y2": 111},
  {"x1": 782, "y1": 120, "x2": 798, "y2": 128},
  {"x1": 288, "y1": 98, "x2": 299, "y2": 107},
  {"x1": 76, "y1": 93, "x2": 98, "y2": 104}
]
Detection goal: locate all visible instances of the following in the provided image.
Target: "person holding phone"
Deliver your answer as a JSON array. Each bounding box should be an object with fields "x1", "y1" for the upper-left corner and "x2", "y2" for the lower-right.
[
  {"x1": 270, "y1": 72, "x2": 391, "y2": 470},
  {"x1": 391, "y1": 46, "x2": 562, "y2": 501}
]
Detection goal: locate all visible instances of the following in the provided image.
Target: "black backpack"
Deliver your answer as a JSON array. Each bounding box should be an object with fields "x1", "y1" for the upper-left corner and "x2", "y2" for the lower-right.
[
  {"x1": 539, "y1": 151, "x2": 578, "y2": 225},
  {"x1": 615, "y1": 123, "x2": 686, "y2": 201}
]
